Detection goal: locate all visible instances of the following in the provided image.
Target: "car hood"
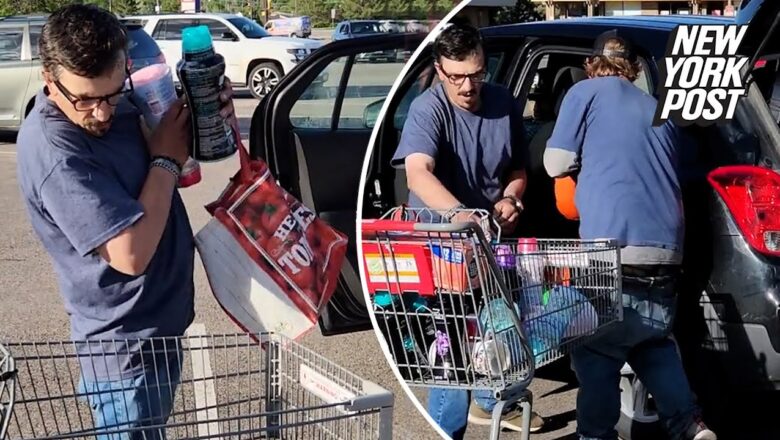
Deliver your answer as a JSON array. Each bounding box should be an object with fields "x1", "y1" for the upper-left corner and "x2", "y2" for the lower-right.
[{"x1": 250, "y1": 36, "x2": 323, "y2": 49}]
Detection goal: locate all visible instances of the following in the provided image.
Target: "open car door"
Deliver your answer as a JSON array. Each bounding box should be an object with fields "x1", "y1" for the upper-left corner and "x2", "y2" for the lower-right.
[
  {"x1": 250, "y1": 33, "x2": 427, "y2": 336},
  {"x1": 738, "y1": 0, "x2": 780, "y2": 77}
]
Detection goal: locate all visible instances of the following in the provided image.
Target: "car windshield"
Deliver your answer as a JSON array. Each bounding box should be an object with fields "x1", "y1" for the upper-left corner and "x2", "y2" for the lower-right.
[
  {"x1": 227, "y1": 17, "x2": 269, "y2": 38},
  {"x1": 352, "y1": 22, "x2": 381, "y2": 34}
]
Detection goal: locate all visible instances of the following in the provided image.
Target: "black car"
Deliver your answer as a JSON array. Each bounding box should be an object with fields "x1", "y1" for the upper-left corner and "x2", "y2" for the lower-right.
[{"x1": 357, "y1": 2, "x2": 780, "y2": 439}]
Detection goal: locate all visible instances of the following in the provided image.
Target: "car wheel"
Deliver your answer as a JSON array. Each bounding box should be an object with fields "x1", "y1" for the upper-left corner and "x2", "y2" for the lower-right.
[
  {"x1": 249, "y1": 63, "x2": 282, "y2": 100},
  {"x1": 290, "y1": 33, "x2": 297, "y2": 38},
  {"x1": 617, "y1": 368, "x2": 665, "y2": 440}
]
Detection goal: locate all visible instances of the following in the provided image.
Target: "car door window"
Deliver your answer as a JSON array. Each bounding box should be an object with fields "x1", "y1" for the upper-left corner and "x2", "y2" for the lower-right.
[
  {"x1": 154, "y1": 19, "x2": 193, "y2": 40},
  {"x1": 0, "y1": 27, "x2": 24, "y2": 62},
  {"x1": 289, "y1": 50, "x2": 409, "y2": 129},
  {"x1": 29, "y1": 24, "x2": 42, "y2": 59},
  {"x1": 200, "y1": 19, "x2": 232, "y2": 41}
]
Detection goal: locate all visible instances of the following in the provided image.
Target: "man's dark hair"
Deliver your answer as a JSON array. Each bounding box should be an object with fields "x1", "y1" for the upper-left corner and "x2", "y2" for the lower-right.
[
  {"x1": 39, "y1": 4, "x2": 127, "y2": 79},
  {"x1": 432, "y1": 21, "x2": 483, "y2": 62}
]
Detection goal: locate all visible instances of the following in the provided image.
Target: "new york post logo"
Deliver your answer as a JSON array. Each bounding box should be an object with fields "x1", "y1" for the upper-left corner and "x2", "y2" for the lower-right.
[{"x1": 654, "y1": 25, "x2": 749, "y2": 127}]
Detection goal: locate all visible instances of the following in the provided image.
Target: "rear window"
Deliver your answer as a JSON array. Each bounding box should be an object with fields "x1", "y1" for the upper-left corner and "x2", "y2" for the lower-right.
[{"x1": 126, "y1": 27, "x2": 161, "y2": 59}]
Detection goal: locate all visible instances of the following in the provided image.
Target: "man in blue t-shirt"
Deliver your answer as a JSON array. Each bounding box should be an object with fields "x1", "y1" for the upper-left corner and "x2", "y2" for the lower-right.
[
  {"x1": 391, "y1": 23, "x2": 543, "y2": 438},
  {"x1": 16, "y1": 5, "x2": 236, "y2": 439},
  {"x1": 544, "y1": 30, "x2": 716, "y2": 440}
]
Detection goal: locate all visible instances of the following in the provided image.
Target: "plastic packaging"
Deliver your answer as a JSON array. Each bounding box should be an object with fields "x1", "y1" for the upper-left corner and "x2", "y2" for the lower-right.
[
  {"x1": 177, "y1": 25, "x2": 237, "y2": 162},
  {"x1": 516, "y1": 237, "x2": 545, "y2": 311},
  {"x1": 129, "y1": 63, "x2": 201, "y2": 187}
]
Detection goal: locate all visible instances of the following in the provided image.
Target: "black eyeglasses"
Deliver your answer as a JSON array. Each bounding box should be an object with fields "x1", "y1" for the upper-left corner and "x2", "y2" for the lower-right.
[
  {"x1": 53, "y1": 69, "x2": 134, "y2": 112},
  {"x1": 436, "y1": 63, "x2": 487, "y2": 86}
]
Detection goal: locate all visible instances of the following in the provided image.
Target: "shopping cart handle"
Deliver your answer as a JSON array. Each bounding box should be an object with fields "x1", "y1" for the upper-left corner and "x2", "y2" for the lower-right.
[{"x1": 361, "y1": 220, "x2": 482, "y2": 234}]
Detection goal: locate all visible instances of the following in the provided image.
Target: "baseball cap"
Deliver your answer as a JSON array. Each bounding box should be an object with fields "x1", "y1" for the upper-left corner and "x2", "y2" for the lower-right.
[{"x1": 592, "y1": 29, "x2": 637, "y2": 62}]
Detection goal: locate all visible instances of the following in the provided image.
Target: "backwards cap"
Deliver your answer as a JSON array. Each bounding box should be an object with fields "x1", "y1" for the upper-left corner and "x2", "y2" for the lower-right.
[{"x1": 592, "y1": 29, "x2": 637, "y2": 63}]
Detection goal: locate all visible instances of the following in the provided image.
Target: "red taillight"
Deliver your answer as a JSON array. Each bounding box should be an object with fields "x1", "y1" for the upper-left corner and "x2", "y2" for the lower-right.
[
  {"x1": 755, "y1": 59, "x2": 768, "y2": 69},
  {"x1": 708, "y1": 165, "x2": 780, "y2": 257}
]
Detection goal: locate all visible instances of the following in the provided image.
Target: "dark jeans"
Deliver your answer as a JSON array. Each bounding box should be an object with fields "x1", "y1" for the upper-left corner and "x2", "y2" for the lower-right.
[{"x1": 571, "y1": 272, "x2": 699, "y2": 440}]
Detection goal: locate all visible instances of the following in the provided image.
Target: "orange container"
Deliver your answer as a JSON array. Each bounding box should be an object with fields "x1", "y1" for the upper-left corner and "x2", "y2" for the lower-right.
[{"x1": 430, "y1": 244, "x2": 481, "y2": 293}]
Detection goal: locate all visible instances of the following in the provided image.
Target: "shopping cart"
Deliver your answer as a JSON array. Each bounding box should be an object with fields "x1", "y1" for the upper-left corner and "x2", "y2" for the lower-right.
[
  {"x1": 361, "y1": 208, "x2": 623, "y2": 440},
  {"x1": 0, "y1": 332, "x2": 393, "y2": 439}
]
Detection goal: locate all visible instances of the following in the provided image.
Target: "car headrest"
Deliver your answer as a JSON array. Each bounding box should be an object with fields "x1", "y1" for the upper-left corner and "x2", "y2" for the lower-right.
[{"x1": 552, "y1": 66, "x2": 587, "y2": 116}]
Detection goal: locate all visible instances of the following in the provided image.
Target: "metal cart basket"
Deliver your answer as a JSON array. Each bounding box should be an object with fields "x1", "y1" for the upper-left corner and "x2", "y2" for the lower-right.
[
  {"x1": 361, "y1": 208, "x2": 623, "y2": 440},
  {"x1": 0, "y1": 332, "x2": 393, "y2": 440}
]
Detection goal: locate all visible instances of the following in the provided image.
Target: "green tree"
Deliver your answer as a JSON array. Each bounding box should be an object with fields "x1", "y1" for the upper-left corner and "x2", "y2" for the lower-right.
[
  {"x1": 295, "y1": 0, "x2": 330, "y2": 27},
  {"x1": 112, "y1": 0, "x2": 138, "y2": 14},
  {"x1": 385, "y1": 0, "x2": 413, "y2": 19},
  {"x1": 160, "y1": 0, "x2": 179, "y2": 12},
  {"x1": 136, "y1": 0, "x2": 156, "y2": 13},
  {"x1": 339, "y1": 0, "x2": 386, "y2": 19},
  {"x1": 493, "y1": 0, "x2": 544, "y2": 25}
]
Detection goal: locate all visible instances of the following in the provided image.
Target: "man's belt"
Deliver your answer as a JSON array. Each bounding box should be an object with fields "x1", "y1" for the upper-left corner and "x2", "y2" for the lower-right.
[{"x1": 622, "y1": 264, "x2": 681, "y2": 278}]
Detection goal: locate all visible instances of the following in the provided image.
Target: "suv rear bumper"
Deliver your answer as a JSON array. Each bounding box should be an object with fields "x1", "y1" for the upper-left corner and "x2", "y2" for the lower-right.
[{"x1": 714, "y1": 322, "x2": 780, "y2": 391}]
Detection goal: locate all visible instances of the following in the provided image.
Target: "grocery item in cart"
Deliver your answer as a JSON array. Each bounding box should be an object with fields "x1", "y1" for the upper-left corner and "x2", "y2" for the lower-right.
[
  {"x1": 373, "y1": 291, "x2": 431, "y2": 380},
  {"x1": 430, "y1": 243, "x2": 481, "y2": 292},
  {"x1": 515, "y1": 238, "x2": 545, "y2": 310}
]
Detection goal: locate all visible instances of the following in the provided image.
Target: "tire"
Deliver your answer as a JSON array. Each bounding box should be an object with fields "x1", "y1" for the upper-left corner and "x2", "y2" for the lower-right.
[
  {"x1": 248, "y1": 62, "x2": 282, "y2": 100},
  {"x1": 616, "y1": 371, "x2": 665, "y2": 440},
  {"x1": 290, "y1": 33, "x2": 297, "y2": 38}
]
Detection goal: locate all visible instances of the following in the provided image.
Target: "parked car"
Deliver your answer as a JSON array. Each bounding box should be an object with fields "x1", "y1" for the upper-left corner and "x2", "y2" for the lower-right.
[
  {"x1": 0, "y1": 15, "x2": 164, "y2": 131},
  {"x1": 129, "y1": 13, "x2": 323, "y2": 99},
  {"x1": 332, "y1": 20, "x2": 398, "y2": 63},
  {"x1": 360, "y1": 3, "x2": 780, "y2": 439},
  {"x1": 379, "y1": 20, "x2": 406, "y2": 33},
  {"x1": 264, "y1": 15, "x2": 311, "y2": 38}
]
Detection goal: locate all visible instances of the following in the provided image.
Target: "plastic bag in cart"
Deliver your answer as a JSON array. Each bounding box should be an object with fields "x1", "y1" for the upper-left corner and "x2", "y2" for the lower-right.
[{"x1": 194, "y1": 126, "x2": 348, "y2": 341}]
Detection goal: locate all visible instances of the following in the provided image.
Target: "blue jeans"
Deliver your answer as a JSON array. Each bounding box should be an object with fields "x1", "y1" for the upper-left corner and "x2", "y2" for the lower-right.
[
  {"x1": 79, "y1": 352, "x2": 182, "y2": 440},
  {"x1": 571, "y1": 273, "x2": 699, "y2": 440},
  {"x1": 427, "y1": 388, "x2": 499, "y2": 440}
]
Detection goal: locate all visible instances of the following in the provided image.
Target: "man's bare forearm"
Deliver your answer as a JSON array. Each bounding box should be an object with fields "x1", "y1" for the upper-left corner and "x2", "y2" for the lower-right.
[
  {"x1": 99, "y1": 168, "x2": 177, "y2": 275},
  {"x1": 503, "y1": 169, "x2": 527, "y2": 199}
]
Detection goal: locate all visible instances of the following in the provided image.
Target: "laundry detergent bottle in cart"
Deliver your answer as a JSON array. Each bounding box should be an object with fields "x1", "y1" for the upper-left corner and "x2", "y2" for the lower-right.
[
  {"x1": 128, "y1": 63, "x2": 201, "y2": 187},
  {"x1": 177, "y1": 25, "x2": 237, "y2": 162}
]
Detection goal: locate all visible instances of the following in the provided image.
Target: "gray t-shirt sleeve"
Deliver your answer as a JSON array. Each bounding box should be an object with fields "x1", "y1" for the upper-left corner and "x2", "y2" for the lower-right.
[
  {"x1": 545, "y1": 87, "x2": 589, "y2": 177},
  {"x1": 391, "y1": 94, "x2": 442, "y2": 168},
  {"x1": 40, "y1": 154, "x2": 145, "y2": 258}
]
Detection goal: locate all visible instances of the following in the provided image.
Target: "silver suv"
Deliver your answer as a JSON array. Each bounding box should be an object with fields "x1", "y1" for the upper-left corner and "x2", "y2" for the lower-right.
[
  {"x1": 0, "y1": 16, "x2": 167, "y2": 131},
  {"x1": 0, "y1": 16, "x2": 45, "y2": 131}
]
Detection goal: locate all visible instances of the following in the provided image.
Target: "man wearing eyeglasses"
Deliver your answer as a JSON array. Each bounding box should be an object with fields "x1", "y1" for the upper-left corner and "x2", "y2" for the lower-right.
[
  {"x1": 15, "y1": 5, "x2": 235, "y2": 439},
  {"x1": 391, "y1": 22, "x2": 541, "y2": 438}
]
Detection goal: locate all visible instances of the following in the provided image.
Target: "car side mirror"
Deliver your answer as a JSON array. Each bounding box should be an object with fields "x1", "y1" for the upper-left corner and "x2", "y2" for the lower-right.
[
  {"x1": 363, "y1": 98, "x2": 386, "y2": 129},
  {"x1": 222, "y1": 31, "x2": 238, "y2": 41}
]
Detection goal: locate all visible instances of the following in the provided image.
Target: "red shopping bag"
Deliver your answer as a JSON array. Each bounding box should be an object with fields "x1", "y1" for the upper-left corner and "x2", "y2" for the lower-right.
[{"x1": 194, "y1": 126, "x2": 348, "y2": 340}]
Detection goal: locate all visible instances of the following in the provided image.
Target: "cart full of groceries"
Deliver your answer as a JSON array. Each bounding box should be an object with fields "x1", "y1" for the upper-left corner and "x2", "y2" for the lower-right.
[{"x1": 361, "y1": 207, "x2": 623, "y2": 440}]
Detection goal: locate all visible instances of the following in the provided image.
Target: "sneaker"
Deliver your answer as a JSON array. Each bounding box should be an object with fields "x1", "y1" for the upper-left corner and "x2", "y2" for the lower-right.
[
  {"x1": 467, "y1": 404, "x2": 545, "y2": 432},
  {"x1": 686, "y1": 417, "x2": 717, "y2": 440}
]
